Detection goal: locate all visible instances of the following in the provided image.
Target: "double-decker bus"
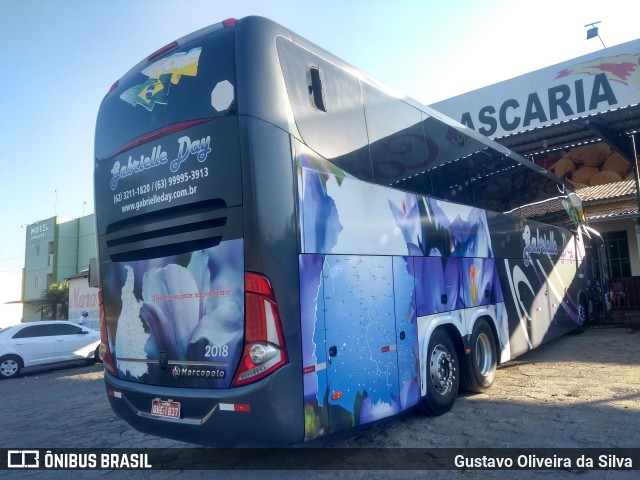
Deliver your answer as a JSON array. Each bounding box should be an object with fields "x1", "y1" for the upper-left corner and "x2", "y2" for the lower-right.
[{"x1": 94, "y1": 16, "x2": 596, "y2": 446}]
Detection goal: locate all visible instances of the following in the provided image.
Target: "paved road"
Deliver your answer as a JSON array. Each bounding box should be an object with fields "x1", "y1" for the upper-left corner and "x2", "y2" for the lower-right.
[{"x1": 1, "y1": 325, "x2": 638, "y2": 479}]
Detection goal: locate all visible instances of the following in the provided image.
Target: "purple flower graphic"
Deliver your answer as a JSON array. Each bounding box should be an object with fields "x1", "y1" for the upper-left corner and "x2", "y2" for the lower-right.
[
  {"x1": 427, "y1": 199, "x2": 493, "y2": 258},
  {"x1": 359, "y1": 395, "x2": 401, "y2": 424},
  {"x1": 459, "y1": 258, "x2": 496, "y2": 308},
  {"x1": 141, "y1": 264, "x2": 201, "y2": 360},
  {"x1": 389, "y1": 193, "x2": 423, "y2": 256},
  {"x1": 301, "y1": 169, "x2": 343, "y2": 253},
  {"x1": 139, "y1": 240, "x2": 244, "y2": 371}
]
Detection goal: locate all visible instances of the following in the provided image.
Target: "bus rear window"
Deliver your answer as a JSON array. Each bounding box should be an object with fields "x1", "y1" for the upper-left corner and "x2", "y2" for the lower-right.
[{"x1": 95, "y1": 27, "x2": 236, "y2": 160}]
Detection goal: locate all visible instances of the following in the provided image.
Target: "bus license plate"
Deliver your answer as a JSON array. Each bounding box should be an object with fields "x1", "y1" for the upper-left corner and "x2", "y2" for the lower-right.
[{"x1": 151, "y1": 399, "x2": 181, "y2": 419}]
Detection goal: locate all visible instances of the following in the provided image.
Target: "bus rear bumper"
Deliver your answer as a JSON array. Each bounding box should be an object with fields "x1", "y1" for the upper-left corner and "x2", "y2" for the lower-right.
[{"x1": 104, "y1": 364, "x2": 303, "y2": 446}]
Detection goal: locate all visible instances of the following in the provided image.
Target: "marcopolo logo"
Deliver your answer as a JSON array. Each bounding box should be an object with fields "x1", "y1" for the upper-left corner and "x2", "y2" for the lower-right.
[
  {"x1": 170, "y1": 365, "x2": 226, "y2": 379},
  {"x1": 522, "y1": 224, "x2": 559, "y2": 267}
]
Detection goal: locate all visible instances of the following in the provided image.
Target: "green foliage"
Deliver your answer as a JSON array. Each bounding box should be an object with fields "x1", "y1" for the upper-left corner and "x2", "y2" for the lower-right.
[{"x1": 40, "y1": 280, "x2": 69, "y2": 320}]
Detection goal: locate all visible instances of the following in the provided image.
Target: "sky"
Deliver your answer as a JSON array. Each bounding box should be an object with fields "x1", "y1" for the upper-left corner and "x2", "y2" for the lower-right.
[{"x1": 0, "y1": 0, "x2": 638, "y2": 273}]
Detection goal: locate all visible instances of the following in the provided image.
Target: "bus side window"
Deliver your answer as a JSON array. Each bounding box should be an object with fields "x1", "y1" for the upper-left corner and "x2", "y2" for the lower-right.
[
  {"x1": 468, "y1": 151, "x2": 516, "y2": 213},
  {"x1": 277, "y1": 38, "x2": 372, "y2": 181},
  {"x1": 307, "y1": 66, "x2": 326, "y2": 112},
  {"x1": 362, "y1": 84, "x2": 433, "y2": 196},
  {"x1": 419, "y1": 114, "x2": 474, "y2": 206}
]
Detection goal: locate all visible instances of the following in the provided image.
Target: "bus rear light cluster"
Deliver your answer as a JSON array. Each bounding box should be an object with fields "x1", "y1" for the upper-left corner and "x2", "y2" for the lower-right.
[
  {"x1": 107, "y1": 80, "x2": 119, "y2": 94},
  {"x1": 231, "y1": 273, "x2": 288, "y2": 387},
  {"x1": 148, "y1": 41, "x2": 179, "y2": 61}
]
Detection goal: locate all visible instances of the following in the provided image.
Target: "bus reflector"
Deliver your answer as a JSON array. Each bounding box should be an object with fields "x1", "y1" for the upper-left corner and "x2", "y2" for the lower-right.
[
  {"x1": 107, "y1": 389, "x2": 122, "y2": 399},
  {"x1": 231, "y1": 273, "x2": 288, "y2": 387},
  {"x1": 219, "y1": 403, "x2": 250, "y2": 412},
  {"x1": 222, "y1": 18, "x2": 237, "y2": 27}
]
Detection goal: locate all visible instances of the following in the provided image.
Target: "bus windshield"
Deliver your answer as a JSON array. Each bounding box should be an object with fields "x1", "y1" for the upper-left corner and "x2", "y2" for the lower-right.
[
  {"x1": 95, "y1": 24, "x2": 235, "y2": 161},
  {"x1": 94, "y1": 21, "x2": 246, "y2": 391}
]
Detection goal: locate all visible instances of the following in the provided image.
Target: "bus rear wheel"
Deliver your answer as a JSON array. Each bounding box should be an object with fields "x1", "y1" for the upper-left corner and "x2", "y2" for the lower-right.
[
  {"x1": 415, "y1": 329, "x2": 459, "y2": 415},
  {"x1": 461, "y1": 319, "x2": 497, "y2": 393},
  {"x1": 573, "y1": 296, "x2": 589, "y2": 334}
]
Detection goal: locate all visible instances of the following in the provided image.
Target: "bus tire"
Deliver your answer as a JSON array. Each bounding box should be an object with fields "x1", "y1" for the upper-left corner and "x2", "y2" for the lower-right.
[
  {"x1": 85, "y1": 346, "x2": 100, "y2": 365},
  {"x1": 571, "y1": 295, "x2": 589, "y2": 335},
  {"x1": 461, "y1": 319, "x2": 497, "y2": 393},
  {"x1": 415, "y1": 328, "x2": 459, "y2": 415}
]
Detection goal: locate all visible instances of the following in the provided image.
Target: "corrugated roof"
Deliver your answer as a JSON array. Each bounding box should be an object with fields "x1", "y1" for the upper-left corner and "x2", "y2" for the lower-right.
[
  {"x1": 497, "y1": 104, "x2": 640, "y2": 159},
  {"x1": 585, "y1": 203, "x2": 638, "y2": 222},
  {"x1": 576, "y1": 179, "x2": 637, "y2": 202},
  {"x1": 499, "y1": 179, "x2": 638, "y2": 227},
  {"x1": 574, "y1": 180, "x2": 639, "y2": 222}
]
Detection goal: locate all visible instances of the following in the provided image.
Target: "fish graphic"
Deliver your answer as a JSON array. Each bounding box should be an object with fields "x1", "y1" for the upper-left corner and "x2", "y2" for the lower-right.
[{"x1": 555, "y1": 53, "x2": 640, "y2": 86}]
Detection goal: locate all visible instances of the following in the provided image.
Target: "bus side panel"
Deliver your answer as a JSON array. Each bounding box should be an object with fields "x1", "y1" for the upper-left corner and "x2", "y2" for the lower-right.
[
  {"x1": 238, "y1": 116, "x2": 305, "y2": 443},
  {"x1": 321, "y1": 255, "x2": 399, "y2": 433},
  {"x1": 300, "y1": 253, "x2": 330, "y2": 441},
  {"x1": 300, "y1": 253, "x2": 411, "y2": 438},
  {"x1": 296, "y1": 159, "x2": 510, "y2": 438},
  {"x1": 487, "y1": 213, "x2": 584, "y2": 359},
  {"x1": 393, "y1": 256, "x2": 420, "y2": 412},
  {"x1": 539, "y1": 232, "x2": 581, "y2": 343}
]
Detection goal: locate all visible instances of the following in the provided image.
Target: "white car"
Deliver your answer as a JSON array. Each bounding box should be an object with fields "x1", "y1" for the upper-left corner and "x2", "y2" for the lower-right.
[{"x1": 0, "y1": 321, "x2": 101, "y2": 379}]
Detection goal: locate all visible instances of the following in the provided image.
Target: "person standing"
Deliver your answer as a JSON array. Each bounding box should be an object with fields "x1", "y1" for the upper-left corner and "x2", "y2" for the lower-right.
[{"x1": 78, "y1": 311, "x2": 89, "y2": 325}]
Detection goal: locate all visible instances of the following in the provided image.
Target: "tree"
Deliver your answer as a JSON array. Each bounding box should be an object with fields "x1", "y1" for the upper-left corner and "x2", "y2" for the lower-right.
[{"x1": 41, "y1": 281, "x2": 69, "y2": 320}]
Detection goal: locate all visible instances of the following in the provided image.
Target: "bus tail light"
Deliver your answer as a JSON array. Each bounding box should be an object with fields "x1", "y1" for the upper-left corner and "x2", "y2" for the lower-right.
[
  {"x1": 98, "y1": 289, "x2": 118, "y2": 377},
  {"x1": 232, "y1": 273, "x2": 288, "y2": 386},
  {"x1": 107, "y1": 80, "x2": 119, "y2": 95},
  {"x1": 148, "y1": 41, "x2": 178, "y2": 62}
]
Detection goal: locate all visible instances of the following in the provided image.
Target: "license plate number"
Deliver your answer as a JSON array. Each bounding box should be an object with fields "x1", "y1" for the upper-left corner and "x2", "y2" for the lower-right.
[{"x1": 151, "y1": 399, "x2": 181, "y2": 419}]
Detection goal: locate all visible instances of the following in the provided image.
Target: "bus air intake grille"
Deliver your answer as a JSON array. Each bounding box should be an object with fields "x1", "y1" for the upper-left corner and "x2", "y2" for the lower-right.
[{"x1": 104, "y1": 199, "x2": 229, "y2": 262}]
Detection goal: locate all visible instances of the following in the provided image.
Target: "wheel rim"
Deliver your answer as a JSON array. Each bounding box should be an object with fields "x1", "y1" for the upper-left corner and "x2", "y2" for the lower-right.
[
  {"x1": 1, "y1": 359, "x2": 18, "y2": 377},
  {"x1": 579, "y1": 303, "x2": 587, "y2": 326},
  {"x1": 429, "y1": 344, "x2": 455, "y2": 396},
  {"x1": 475, "y1": 332, "x2": 493, "y2": 377}
]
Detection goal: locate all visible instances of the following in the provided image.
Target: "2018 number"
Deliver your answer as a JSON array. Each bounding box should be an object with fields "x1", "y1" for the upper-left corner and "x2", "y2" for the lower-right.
[{"x1": 204, "y1": 345, "x2": 229, "y2": 358}]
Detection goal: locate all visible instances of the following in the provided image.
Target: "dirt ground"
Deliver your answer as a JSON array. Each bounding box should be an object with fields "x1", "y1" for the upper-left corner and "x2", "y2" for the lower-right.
[{"x1": 2, "y1": 324, "x2": 638, "y2": 480}]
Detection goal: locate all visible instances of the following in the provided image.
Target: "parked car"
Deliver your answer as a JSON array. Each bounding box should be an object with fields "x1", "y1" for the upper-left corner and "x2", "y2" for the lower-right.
[{"x1": 0, "y1": 321, "x2": 101, "y2": 379}]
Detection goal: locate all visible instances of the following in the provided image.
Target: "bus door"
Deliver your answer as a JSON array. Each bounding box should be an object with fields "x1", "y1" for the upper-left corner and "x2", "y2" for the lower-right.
[
  {"x1": 320, "y1": 255, "x2": 400, "y2": 432},
  {"x1": 581, "y1": 225, "x2": 609, "y2": 316}
]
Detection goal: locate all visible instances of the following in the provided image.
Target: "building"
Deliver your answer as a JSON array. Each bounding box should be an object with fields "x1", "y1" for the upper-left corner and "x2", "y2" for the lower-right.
[
  {"x1": 22, "y1": 214, "x2": 97, "y2": 322},
  {"x1": 431, "y1": 38, "x2": 640, "y2": 285}
]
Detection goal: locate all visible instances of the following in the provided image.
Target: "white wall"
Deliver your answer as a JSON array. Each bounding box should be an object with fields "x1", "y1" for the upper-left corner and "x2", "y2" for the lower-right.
[
  {"x1": 68, "y1": 276, "x2": 99, "y2": 330},
  {"x1": 0, "y1": 271, "x2": 24, "y2": 328}
]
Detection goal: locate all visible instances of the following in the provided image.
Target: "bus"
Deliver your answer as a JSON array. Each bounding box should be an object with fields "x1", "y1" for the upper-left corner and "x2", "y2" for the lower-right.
[{"x1": 94, "y1": 16, "x2": 597, "y2": 446}]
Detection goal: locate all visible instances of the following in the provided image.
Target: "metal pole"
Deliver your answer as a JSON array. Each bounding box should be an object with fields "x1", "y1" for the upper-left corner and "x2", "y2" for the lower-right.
[
  {"x1": 632, "y1": 133, "x2": 640, "y2": 281},
  {"x1": 597, "y1": 35, "x2": 606, "y2": 49},
  {"x1": 632, "y1": 134, "x2": 640, "y2": 218}
]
